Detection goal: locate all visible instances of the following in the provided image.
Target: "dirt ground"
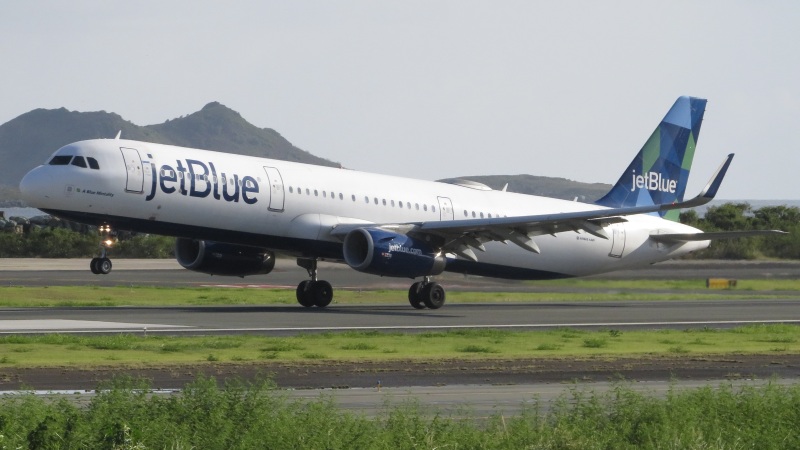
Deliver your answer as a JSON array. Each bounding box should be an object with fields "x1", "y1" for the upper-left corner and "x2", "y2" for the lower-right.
[{"x1": 3, "y1": 354, "x2": 800, "y2": 391}]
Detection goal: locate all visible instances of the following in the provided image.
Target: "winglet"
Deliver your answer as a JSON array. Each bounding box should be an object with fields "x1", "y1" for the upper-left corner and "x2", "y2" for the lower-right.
[
  {"x1": 115, "y1": 130, "x2": 122, "y2": 140},
  {"x1": 697, "y1": 153, "x2": 733, "y2": 200},
  {"x1": 667, "y1": 153, "x2": 733, "y2": 210}
]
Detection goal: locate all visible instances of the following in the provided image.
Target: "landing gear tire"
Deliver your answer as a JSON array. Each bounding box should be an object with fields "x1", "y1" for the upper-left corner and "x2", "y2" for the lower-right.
[
  {"x1": 311, "y1": 280, "x2": 333, "y2": 308},
  {"x1": 90, "y1": 224, "x2": 116, "y2": 275},
  {"x1": 296, "y1": 280, "x2": 314, "y2": 307},
  {"x1": 90, "y1": 257, "x2": 112, "y2": 275},
  {"x1": 408, "y1": 282, "x2": 425, "y2": 309},
  {"x1": 90, "y1": 258, "x2": 100, "y2": 274},
  {"x1": 422, "y1": 282, "x2": 446, "y2": 309},
  {"x1": 98, "y1": 258, "x2": 112, "y2": 275},
  {"x1": 296, "y1": 280, "x2": 333, "y2": 308}
]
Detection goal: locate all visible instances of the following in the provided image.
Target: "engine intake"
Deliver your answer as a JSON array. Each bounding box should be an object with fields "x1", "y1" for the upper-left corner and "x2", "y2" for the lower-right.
[
  {"x1": 175, "y1": 238, "x2": 275, "y2": 277},
  {"x1": 342, "y1": 228, "x2": 445, "y2": 278}
]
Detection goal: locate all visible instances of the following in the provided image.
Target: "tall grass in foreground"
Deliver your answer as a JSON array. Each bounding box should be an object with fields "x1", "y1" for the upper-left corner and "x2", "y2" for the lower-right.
[{"x1": 2, "y1": 377, "x2": 800, "y2": 449}]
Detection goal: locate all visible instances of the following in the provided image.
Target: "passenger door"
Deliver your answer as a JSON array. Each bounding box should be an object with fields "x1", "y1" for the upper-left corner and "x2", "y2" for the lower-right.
[
  {"x1": 263, "y1": 166, "x2": 285, "y2": 212},
  {"x1": 120, "y1": 147, "x2": 144, "y2": 193}
]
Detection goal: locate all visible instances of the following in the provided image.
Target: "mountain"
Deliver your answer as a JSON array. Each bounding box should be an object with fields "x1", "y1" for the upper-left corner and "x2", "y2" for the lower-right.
[
  {"x1": 457, "y1": 174, "x2": 610, "y2": 202},
  {"x1": 0, "y1": 103, "x2": 607, "y2": 203},
  {"x1": 0, "y1": 102, "x2": 340, "y2": 201}
]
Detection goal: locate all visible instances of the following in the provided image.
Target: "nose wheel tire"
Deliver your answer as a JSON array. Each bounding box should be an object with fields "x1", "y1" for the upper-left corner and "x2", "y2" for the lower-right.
[{"x1": 90, "y1": 257, "x2": 113, "y2": 275}]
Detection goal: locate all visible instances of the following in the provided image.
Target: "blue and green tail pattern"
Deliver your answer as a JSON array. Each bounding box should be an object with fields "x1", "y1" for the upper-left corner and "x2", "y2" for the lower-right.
[{"x1": 595, "y1": 96, "x2": 707, "y2": 221}]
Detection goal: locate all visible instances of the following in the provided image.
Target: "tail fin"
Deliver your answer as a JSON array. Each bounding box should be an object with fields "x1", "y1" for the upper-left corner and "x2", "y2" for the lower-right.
[{"x1": 595, "y1": 96, "x2": 707, "y2": 221}]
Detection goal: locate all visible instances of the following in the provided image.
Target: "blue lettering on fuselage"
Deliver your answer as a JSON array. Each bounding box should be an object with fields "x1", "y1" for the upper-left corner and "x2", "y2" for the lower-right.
[{"x1": 145, "y1": 159, "x2": 258, "y2": 204}]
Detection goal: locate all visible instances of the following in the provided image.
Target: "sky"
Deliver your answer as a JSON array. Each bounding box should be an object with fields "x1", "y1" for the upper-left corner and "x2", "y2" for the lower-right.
[{"x1": 1, "y1": 1, "x2": 798, "y2": 199}]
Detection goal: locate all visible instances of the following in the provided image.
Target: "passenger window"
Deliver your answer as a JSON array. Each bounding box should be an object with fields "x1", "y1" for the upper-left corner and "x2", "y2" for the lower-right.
[
  {"x1": 432, "y1": 206, "x2": 436, "y2": 213},
  {"x1": 289, "y1": 187, "x2": 294, "y2": 193},
  {"x1": 71, "y1": 156, "x2": 87, "y2": 168},
  {"x1": 49, "y1": 155, "x2": 73, "y2": 165},
  {"x1": 415, "y1": 203, "x2": 419, "y2": 210},
  {"x1": 424, "y1": 205, "x2": 428, "y2": 211},
  {"x1": 391, "y1": 200, "x2": 395, "y2": 207},
  {"x1": 87, "y1": 157, "x2": 100, "y2": 169},
  {"x1": 340, "y1": 193, "x2": 344, "y2": 200}
]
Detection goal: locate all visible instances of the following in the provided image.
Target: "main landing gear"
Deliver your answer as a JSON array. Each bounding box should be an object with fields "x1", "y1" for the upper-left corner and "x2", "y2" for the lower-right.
[
  {"x1": 294, "y1": 259, "x2": 446, "y2": 310},
  {"x1": 90, "y1": 225, "x2": 115, "y2": 275},
  {"x1": 295, "y1": 259, "x2": 333, "y2": 308},
  {"x1": 408, "y1": 277, "x2": 446, "y2": 310}
]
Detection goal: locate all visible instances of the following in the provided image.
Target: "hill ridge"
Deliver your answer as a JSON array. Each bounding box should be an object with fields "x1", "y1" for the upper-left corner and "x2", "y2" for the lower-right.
[{"x1": 0, "y1": 104, "x2": 608, "y2": 202}]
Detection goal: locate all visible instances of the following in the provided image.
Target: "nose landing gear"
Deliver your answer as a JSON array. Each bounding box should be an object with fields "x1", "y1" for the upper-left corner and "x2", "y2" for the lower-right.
[{"x1": 90, "y1": 225, "x2": 116, "y2": 275}]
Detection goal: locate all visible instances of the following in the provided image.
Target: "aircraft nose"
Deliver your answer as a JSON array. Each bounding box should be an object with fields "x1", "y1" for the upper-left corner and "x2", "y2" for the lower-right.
[{"x1": 19, "y1": 166, "x2": 51, "y2": 207}]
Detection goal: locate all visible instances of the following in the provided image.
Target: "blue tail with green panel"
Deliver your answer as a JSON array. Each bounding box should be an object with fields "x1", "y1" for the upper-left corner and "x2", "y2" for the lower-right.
[{"x1": 595, "y1": 96, "x2": 707, "y2": 221}]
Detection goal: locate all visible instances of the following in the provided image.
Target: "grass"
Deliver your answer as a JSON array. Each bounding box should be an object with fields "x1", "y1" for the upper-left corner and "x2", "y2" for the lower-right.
[
  {"x1": 1, "y1": 324, "x2": 799, "y2": 368},
  {"x1": 0, "y1": 278, "x2": 799, "y2": 308},
  {"x1": 2, "y1": 375, "x2": 800, "y2": 449}
]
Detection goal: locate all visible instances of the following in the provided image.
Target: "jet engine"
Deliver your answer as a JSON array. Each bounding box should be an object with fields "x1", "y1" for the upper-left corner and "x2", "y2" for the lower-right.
[
  {"x1": 175, "y1": 238, "x2": 275, "y2": 277},
  {"x1": 342, "y1": 228, "x2": 445, "y2": 278}
]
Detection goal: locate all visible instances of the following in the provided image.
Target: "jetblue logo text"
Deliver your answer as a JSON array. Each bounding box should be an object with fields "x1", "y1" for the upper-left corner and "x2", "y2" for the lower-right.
[
  {"x1": 389, "y1": 244, "x2": 422, "y2": 256},
  {"x1": 630, "y1": 171, "x2": 677, "y2": 194},
  {"x1": 145, "y1": 159, "x2": 259, "y2": 204}
]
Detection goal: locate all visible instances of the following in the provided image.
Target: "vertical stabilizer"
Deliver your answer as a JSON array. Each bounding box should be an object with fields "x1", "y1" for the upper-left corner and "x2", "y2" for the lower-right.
[{"x1": 595, "y1": 96, "x2": 707, "y2": 221}]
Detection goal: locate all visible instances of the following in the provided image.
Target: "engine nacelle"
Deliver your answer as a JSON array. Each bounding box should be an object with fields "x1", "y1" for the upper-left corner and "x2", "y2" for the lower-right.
[
  {"x1": 342, "y1": 228, "x2": 445, "y2": 278},
  {"x1": 175, "y1": 238, "x2": 275, "y2": 277}
]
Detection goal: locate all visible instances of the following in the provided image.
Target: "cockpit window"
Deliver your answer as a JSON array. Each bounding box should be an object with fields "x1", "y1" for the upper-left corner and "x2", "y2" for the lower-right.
[
  {"x1": 49, "y1": 155, "x2": 73, "y2": 165},
  {"x1": 87, "y1": 157, "x2": 100, "y2": 170},
  {"x1": 71, "y1": 156, "x2": 87, "y2": 168}
]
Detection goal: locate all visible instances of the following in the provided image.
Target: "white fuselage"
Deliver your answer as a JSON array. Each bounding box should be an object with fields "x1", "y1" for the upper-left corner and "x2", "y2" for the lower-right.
[{"x1": 20, "y1": 139, "x2": 709, "y2": 279}]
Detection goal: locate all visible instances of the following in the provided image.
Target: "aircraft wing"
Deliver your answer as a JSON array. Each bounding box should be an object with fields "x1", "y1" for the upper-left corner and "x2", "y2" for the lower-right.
[{"x1": 332, "y1": 155, "x2": 758, "y2": 261}]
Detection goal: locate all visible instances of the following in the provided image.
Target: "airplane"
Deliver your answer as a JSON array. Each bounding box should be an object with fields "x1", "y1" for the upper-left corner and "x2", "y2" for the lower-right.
[{"x1": 18, "y1": 96, "x2": 782, "y2": 309}]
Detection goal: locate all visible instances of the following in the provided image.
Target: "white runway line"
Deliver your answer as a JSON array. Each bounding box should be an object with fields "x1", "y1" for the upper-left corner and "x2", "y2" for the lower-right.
[{"x1": 0, "y1": 319, "x2": 189, "y2": 331}]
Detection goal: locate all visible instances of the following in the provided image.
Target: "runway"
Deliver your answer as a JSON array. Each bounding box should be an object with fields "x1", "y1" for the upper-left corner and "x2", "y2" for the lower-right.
[
  {"x1": 3, "y1": 299, "x2": 800, "y2": 336},
  {"x1": 1, "y1": 259, "x2": 800, "y2": 335}
]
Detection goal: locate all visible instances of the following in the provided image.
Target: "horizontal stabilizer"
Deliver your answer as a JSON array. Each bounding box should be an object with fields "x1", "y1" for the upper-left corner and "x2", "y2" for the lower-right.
[{"x1": 650, "y1": 230, "x2": 787, "y2": 243}]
